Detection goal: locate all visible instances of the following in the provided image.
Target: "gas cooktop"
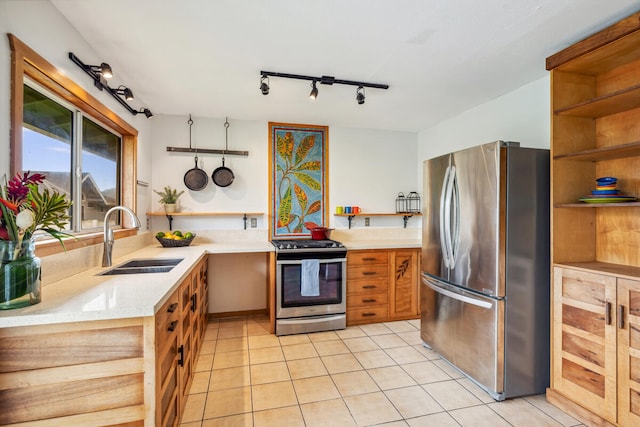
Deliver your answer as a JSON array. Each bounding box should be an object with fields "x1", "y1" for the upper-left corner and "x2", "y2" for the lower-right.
[{"x1": 271, "y1": 239, "x2": 345, "y2": 251}]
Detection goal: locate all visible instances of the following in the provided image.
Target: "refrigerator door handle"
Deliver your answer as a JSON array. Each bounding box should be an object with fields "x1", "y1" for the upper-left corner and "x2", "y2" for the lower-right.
[
  {"x1": 422, "y1": 274, "x2": 493, "y2": 309},
  {"x1": 443, "y1": 165, "x2": 457, "y2": 268},
  {"x1": 439, "y1": 165, "x2": 452, "y2": 268}
]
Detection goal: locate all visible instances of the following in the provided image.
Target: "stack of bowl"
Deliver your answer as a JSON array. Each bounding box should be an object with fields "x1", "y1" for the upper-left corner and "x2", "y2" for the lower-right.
[{"x1": 592, "y1": 176, "x2": 619, "y2": 196}]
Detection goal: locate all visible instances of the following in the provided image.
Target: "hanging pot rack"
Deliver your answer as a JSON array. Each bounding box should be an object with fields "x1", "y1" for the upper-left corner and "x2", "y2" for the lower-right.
[{"x1": 166, "y1": 116, "x2": 249, "y2": 157}]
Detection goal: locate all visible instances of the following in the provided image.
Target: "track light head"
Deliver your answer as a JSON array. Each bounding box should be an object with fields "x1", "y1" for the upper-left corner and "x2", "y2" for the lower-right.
[
  {"x1": 89, "y1": 62, "x2": 112, "y2": 79},
  {"x1": 356, "y1": 86, "x2": 365, "y2": 105},
  {"x1": 137, "y1": 108, "x2": 153, "y2": 118},
  {"x1": 260, "y1": 75, "x2": 270, "y2": 95},
  {"x1": 309, "y1": 80, "x2": 318, "y2": 100},
  {"x1": 112, "y1": 85, "x2": 134, "y2": 101}
]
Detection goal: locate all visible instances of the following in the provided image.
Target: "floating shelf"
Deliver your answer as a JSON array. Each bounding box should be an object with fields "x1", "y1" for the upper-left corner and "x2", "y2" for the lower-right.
[
  {"x1": 553, "y1": 140, "x2": 640, "y2": 161},
  {"x1": 334, "y1": 213, "x2": 422, "y2": 229},
  {"x1": 147, "y1": 212, "x2": 263, "y2": 230},
  {"x1": 554, "y1": 202, "x2": 640, "y2": 208}
]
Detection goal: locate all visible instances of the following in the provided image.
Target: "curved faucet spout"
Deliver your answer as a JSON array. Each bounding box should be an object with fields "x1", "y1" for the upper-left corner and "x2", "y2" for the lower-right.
[{"x1": 102, "y1": 206, "x2": 141, "y2": 267}]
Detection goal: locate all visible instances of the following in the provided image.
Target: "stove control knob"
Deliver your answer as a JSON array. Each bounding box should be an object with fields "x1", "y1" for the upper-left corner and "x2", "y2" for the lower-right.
[
  {"x1": 292, "y1": 244, "x2": 298, "y2": 249},
  {"x1": 286, "y1": 244, "x2": 291, "y2": 249}
]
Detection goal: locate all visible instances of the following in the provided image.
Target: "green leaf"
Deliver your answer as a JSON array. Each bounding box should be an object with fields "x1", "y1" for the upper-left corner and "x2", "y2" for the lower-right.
[
  {"x1": 277, "y1": 186, "x2": 293, "y2": 228},
  {"x1": 277, "y1": 132, "x2": 294, "y2": 164},
  {"x1": 295, "y1": 161, "x2": 321, "y2": 171},
  {"x1": 293, "y1": 172, "x2": 321, "y2": 191},
  {"x1": 295, "y1": 135, "x2": 315, "y2": 165}
]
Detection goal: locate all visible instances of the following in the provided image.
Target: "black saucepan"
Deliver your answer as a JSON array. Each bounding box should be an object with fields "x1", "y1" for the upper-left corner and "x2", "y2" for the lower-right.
[
  {"x1": 212, "y1": 157, "x2": 234, "y2": 187},
  {"x1": 184, "y1": 155, "x2": 208, "y2": 191}
]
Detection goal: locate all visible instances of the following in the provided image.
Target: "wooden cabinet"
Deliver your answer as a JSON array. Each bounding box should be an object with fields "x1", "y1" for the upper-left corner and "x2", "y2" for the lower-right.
[
  {"x1": 346, "y1": 248, "x2": 419, "y2": 325},
  {"x1": 550, "y1": 266, "x2": 640, "y2": 426},
  {"x1": 157, "y1": 256, "x2": 209, "y2": 426},
  {"x1": 546, "y1": 12, "x2": 640, "y2": 426},
  {"x1": 156, "y1": 288, "x2": 181, "y2": 427}
]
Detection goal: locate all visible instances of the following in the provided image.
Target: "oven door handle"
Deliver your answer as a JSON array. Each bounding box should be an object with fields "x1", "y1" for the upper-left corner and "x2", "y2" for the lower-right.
[{"x1": 276, "y1": 258, "x2": 347, "y2": 264}]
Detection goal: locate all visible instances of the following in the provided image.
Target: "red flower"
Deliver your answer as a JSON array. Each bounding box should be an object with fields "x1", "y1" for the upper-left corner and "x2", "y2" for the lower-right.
[
  {"x1": 0, "y1": 226, "x2": 8, "y2": 240},
  {"x1": 7, "y1": 171, "x2": 45, "y2": 202}
]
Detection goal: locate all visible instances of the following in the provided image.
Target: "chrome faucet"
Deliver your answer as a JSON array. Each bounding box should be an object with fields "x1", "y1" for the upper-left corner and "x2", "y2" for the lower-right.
[{"x1": 102, "y1": 206, "x2": 141, "y2": 267}]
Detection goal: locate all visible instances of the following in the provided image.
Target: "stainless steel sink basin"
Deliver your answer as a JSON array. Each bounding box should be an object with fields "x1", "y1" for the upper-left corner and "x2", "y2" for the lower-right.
[
  {"x1": 98, "y1": 258, "x2": 183, "y2": 276},
  {"x1": 118, "y1": 258, "x2": 183, "y2": 268}
]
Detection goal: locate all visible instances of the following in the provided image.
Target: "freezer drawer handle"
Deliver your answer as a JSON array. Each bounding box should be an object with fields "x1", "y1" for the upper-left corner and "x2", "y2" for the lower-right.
[
  {"x1": 422, "y1": 276, "x2": 492, "y2": 309},
  {"x1": 605, "y1": 302, "x2": 611, "y2": 325}
]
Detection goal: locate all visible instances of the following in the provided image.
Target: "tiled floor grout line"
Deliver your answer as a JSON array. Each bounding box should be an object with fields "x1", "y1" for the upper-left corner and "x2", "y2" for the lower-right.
[{"x1": 182, "y1": 316, "x2": 584, "y2": 427}]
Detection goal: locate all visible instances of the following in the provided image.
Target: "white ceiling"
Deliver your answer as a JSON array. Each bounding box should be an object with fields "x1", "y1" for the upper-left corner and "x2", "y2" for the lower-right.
[{"x1": 51, "y1": 0, "x2": 639, "y2": 132}]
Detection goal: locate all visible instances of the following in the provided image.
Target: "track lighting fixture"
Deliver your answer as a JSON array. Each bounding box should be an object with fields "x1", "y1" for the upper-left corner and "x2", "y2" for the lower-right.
[
  {"x1": 259, "y1": 70, "x2": 388, "y2": 103},
  {"x1": 260, "y1": 75, "x2": 270, "y2": 95},
  {"x1": 68, "y1": 52, "x2": 153, "y2": 118},
  {"x1": 137, "y1": 108, "x2": 153, "y2": 118},
  {"x1": 356, "y1": 86, "x2": 365, "y2": 105},
  {"x1": 112, "y1": 85, "x2": 134, "y2": 101}
]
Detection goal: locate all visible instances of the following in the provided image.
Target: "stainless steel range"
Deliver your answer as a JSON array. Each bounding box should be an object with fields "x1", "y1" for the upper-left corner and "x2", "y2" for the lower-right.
[{"x1": 272, "y1": 239, "x2": 347, "y2": 336}]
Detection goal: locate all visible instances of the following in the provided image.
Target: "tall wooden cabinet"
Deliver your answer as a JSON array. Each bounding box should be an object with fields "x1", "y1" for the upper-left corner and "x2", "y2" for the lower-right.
[{"x1": 547, "y1": 12, "x2": 640, "y2": 426}]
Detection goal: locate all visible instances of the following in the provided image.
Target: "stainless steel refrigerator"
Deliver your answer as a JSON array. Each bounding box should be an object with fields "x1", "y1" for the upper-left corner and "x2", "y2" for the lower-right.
[{"x1": 420, "y1": 140, "x2": 550, "y2": 401}]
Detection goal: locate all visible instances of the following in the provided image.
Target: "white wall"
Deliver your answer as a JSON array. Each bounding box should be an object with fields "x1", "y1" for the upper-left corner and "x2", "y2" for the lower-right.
[
  {"x1": 149, "y1": 116, "x2": 419, "y2": 232},
  {"x1": 417, "y1": 76, "x2": 550, "y2": 168}
]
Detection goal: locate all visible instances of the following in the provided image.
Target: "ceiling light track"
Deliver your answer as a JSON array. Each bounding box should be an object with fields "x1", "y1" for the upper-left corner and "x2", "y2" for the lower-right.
[
  {"x1": 259, "y1": 70, "x2": 388, "y2": 104},
  {"x1": 68, "y1": 52, "x2": 153, "y2": 118}
]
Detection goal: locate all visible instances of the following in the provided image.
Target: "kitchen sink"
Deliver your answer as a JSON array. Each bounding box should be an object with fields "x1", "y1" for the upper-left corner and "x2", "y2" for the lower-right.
[
  {"x1": 118, "y1": 258, "x2": 183, "y2": 268},
  {"x1": 98, "y1": 258, "x2": 184, "y2": 276}
]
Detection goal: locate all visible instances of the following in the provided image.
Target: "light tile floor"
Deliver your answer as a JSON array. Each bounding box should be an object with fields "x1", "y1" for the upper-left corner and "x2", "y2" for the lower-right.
[{"x1": 180, "y1": 316, "x2": 585, "y2": 427}]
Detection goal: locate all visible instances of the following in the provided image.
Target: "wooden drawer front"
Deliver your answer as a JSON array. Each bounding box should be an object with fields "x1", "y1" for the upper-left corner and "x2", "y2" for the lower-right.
[
  {"x1": 348, "y1": 251, "x2": 388, "y2": 265},
  {"x1": 347, "y1": 292, "x2": 388, "y2": 308},
  {"x1": 156, "y1": 292, "x2": 180, "y2": 334},
  {"x1": 347, "y1": 278, "x2": 388, "y2": 294},
  {"x1": 348, "y1": 265, "x2": 388, "y2": 280},
  {"x1": 348, "y1": 306, "x2": 388, "y2": 324}
]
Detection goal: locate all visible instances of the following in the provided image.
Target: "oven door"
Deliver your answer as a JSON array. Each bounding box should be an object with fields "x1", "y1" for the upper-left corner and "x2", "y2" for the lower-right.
[{"x1": 276, "y1": 257, "x2": 346, "y2": 318}]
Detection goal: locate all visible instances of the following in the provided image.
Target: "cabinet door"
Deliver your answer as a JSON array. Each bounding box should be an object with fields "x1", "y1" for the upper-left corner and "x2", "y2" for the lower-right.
[
  {"x1": 178, "y1": 276, "x2": 194, "y2": 415},
  {"x1": 552, "y1": 267, "x2": 617, "y2": 423},
  {"x1": 617, "y1": 278, "x2": 640, "y2": 426},
  {"x1": 389, "y1": 249, "x2": 420, "y2": 320}
]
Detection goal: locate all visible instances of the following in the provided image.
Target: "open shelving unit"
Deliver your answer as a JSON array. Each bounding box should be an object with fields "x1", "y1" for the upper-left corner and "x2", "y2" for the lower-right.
[
  {"x1": 147, "y1": 211, "x2": 264, "y2": 230},
  {"x1": 334, "y1": 212, "x2": 421, "y2": 229}
]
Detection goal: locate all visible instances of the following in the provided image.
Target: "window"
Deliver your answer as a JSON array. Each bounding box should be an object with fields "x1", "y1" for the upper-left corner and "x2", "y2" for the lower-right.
[
  {"x1": 9, "y1": 34, "x2": 138, "y2": 253},
  {"x1": 22, "y1": 83, "x2": 123, "y2": 231}
]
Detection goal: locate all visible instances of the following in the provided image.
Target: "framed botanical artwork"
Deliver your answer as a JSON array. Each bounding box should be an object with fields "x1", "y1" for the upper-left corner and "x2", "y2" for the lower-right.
[{"x1": 268, "y1": 122, "x2": 329, "y2": 239}]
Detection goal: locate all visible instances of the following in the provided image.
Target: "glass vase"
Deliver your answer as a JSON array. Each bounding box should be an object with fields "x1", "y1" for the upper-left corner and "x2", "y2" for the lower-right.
[{"x1": 0, "y1": 238, "x2": 41, "y2": 310}]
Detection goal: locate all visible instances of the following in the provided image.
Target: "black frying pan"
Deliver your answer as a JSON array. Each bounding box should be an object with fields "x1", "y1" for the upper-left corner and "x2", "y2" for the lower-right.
[
  {"x1": 184, "y1": 155, "x2": 208, "y2": 191},
  {"x1": 183, "y1": 115, "x2": 208, "y2": 191},
  {"x1": 212, "y1": 118, "x2": 235, "y2": 187}
]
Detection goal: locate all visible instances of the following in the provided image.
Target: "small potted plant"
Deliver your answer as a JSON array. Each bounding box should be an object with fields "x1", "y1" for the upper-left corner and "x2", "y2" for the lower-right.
[{"x1": 154, "y1": 186, "x2": 184, "y2": 213}]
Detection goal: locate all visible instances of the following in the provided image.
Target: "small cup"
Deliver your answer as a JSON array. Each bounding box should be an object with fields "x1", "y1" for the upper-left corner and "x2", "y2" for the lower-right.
[
  {"x1": 345, "y1": 206, "x2": 352, "y2": 214},
  {"x1": 352, "y1": 206, "x2": 361, "y2": 214},
  {"x1": 336, "y1": 206, "x2": 344, "y2": 214}
]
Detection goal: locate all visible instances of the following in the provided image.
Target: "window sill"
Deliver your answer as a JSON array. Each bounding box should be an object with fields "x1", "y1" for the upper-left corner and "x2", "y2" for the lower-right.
[{"x1": 34, "y1": 228, "x2": 138, "y2": 257}]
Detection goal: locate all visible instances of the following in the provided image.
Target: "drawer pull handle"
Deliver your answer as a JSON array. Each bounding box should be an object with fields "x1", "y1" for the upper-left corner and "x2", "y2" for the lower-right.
[
  {"x1": 168, "y1": 320, "x2": 179, "y2": 332},
  {"x1": 363, "y1": 299, "x2": 377, "y2": 303},
  {"x1": 362, "y1": 257, "x2": 377, "y2": 261},
  {"x1": 362, "y1": 312, "x2": 376, "y2": 317},
  {"x1": 605, "y1": 302, "x2": 611, "y2": 325},
  {"x1": 178, "y1": 345, "x2": 184, "y2": 367},
  {"x1": 618, "y1": 305, "x2": 625, "y2": 329},
  {"x1": 362, "y1": 285, "x2": 377, "y2": 289},
  {"x1": 167, "y1": 302, "x2": 178, "y2": 313},
  {"x1": 362, "y1": 272, "x2": 377, "y2": 276}
]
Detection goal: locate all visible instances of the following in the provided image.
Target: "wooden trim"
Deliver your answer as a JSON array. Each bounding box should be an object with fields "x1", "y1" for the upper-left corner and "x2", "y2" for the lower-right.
[
  {"x1": 546, "y1": 12, "x2": 640, "y2": 70},
  {"x1": 7, "y1": 34, "x2": 140, "y2": 244},
  {"x1": 208, "y1": 308, "x2": 268, "y2": 319},
  {"x1": 546, "y1": 387, "x2": 616, "y2": 427},
  {"x1": 34, "y1": 228, "x2": 138, "y2": 258}
]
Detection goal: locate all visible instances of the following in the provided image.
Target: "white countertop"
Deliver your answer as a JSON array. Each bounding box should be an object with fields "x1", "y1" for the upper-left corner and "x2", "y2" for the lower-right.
[{"x1": 0, "y1": 237, "x2": 419, "y2": 329}]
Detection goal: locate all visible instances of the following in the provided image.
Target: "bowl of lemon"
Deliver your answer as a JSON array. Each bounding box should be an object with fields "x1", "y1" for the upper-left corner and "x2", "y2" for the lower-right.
[{"x1": 155, "y1": 230, "x2": 196, "y2": 247}]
